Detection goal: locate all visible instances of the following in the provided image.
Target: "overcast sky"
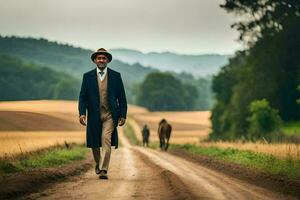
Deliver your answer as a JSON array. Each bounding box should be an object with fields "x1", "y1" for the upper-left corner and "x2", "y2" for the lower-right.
[{"x1": 0, "y1": 0, "x2": 242, "y2": 55}]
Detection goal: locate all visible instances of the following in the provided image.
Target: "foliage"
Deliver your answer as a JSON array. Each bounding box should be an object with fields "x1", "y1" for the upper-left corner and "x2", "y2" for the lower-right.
[
  {"x1": 297, "y1": 84, "x2": 300, "y2": 104},
  {"x1": 282, "y1": 121, "x2": 300, "y2": 136},
  {"x1": 221, "y1": 0, "x2": 300, "y2": 44},
  {"x1": 0, "y1": 54, "x2": 80, "y2": 100},
  {"x1": 0, "y1": 36, "x2": 215, "y2": 108},
  {"x1": 136, "y1": 72, "x2": 198, "y2": 111},
  {"x1": 247, "y1": 99, "x2": 282, "y2": 140},
  {"x1": 175, "y1": 72, "x2": 214, "y2": 110},
  {"x1": 210, "y1": 1, "x2": 300, "y2": 140}
]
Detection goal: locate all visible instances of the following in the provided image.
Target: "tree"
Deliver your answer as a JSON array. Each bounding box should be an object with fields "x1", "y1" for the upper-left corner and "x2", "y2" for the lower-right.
[
  {"x1": 210, "y1": 1, "x2": 300, "y2": 140},
  {"x1": 221, "y1": 0, "x2": 300, "y2": 45},
  {"x1": 0, "y1": 54, "x2": 80, "y2": 100},
  {"x1": 136, "y1": 72, "x2": 197, "y2": 111},
  {"x1": 247, "y1": 99, "x2": 282, "y2": 141},
  {"x1": 297, "y1": 84, "x2": 300, "y2": 104}
]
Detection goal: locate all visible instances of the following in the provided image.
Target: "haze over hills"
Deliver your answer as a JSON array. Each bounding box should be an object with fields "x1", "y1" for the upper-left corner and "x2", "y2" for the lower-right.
[
  {"x1": 0, "y1": 36, "x2": 229, "y2": 79},
  {"x1": 0, "y1": 36, "x2": 157, "y2": 103},
  {"x1": 110, "y1": 48, "x2": 231, "y2": 77},
  {"x1": 0, "y1": 54, "x2": 80, "y2": 101},
  {"x1": 0, "y1": 36, "x2": 215, "y2": 109},
  {"x1": 0, "y1": 36, "x2": 156, "y2": 84}
]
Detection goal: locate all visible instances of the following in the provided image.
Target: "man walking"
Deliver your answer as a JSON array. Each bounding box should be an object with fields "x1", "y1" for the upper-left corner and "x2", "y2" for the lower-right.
[
  {"x1": 78, "y1": 48, "x2": 127, "y2": 179},
  {"x1": 141, "y1": 124, "x2": 150, "y2": 147}
]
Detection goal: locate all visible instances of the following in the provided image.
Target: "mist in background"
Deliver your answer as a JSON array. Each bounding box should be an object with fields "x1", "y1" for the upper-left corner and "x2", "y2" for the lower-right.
[{"x1": 0, "y1": 0, "x2": 240, "y2": 54}]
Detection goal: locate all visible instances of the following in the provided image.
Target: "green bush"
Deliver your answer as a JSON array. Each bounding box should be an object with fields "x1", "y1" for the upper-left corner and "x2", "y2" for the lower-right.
[{"x1": 247, "y1": 99, "x2": 282, "y2": 141}]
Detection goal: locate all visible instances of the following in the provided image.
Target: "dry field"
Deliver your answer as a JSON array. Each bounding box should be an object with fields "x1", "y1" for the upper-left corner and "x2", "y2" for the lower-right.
[
  {"x1": 128, "y1": 108, "x2": 300, "y2": 160},
  {"x1": 0, "y1": 100, "x2": 151, "y2": 157},
  {"x1": 0, "y1": 131, "x2": 85, "y2": 157},
  {"x1": 0, "y1": 100, "x2": 85, "y2": 157},
  {"x1": 2, "y1": 100, "x2": 299, "y2": 160},
  {"x1": 198, "y1": 141, "x2": 300, "y2": 160},
  {"x1": 128, "y1": 109, "x2": 211, "y2": 144}
]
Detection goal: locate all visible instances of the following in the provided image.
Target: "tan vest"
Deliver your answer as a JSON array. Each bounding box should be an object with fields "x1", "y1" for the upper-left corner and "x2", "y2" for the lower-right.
[{"x1": 97, "y1": 72, "x2": 112, "y2": 121}]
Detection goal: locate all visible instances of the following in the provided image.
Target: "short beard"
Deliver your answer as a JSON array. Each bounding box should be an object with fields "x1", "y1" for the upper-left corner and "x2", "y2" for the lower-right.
[{"x1": 97, "y1": 63, "x2": 107, "y2": 69}]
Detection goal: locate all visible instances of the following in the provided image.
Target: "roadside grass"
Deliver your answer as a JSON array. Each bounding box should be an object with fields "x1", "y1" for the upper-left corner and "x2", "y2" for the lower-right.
[
  {"x1": 282, "y1": 121, "x2": 300, "y2": 136},
  {"x1": 198, "y1": 141, "x2": 300, "y2": 160},
  {"x1": 125, "y1": 121, "x2": 300, "y2": 179},
  {"x1": 123, "y1": 123, "x2": 140, "y2": 145},
  {"x1": 0, "y1": 143, "x2": 88, "y2": 175},
  {"x1": 148, "y1": 142, "x2": 160, "y2": 149},
  {"x1": 169, "y1": 144, "x2": 300, "y2": 180}
]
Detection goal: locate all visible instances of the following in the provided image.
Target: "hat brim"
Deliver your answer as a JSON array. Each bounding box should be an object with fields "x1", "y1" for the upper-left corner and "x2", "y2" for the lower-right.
[{"x1": 91, "y1": 52, "x2": 112, "y2": 63}]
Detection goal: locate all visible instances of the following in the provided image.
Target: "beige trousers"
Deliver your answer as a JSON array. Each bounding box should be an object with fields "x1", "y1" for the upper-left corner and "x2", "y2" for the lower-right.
[{"x1": 93, "y1": 113, "x2": 114, "y2": 171}]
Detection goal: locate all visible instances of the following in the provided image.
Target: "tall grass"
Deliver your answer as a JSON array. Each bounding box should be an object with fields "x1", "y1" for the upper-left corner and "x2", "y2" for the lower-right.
[
  {"x1": 171, "y1": 144, "x2": 300, "y2": 180},
  {"x1": 0, "y1": 131, "x2": 85, "y2": 157},
  {"x1": 0, "y1": 143, "x2": 88, "y2": 175},
  {"x1": 199, "y1": 141, "x2": 300, "y2": 160}
]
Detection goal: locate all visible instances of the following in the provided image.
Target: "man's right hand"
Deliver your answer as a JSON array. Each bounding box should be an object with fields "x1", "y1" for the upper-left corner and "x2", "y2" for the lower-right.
[{"x1": 79, "y1": 115, "x2": 87, "y2": 126}]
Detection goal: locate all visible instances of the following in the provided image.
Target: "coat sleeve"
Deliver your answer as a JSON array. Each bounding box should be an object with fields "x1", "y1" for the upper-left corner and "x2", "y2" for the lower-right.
[
  {"x1": 78, "y1": 74, "x2": 88, "y2": 116},
  {"x1": 117, "y1": 73, "x2": 127, "y2": 119}
]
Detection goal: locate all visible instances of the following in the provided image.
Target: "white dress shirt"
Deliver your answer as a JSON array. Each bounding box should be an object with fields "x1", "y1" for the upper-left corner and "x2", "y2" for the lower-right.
[{"x1": 96, "y1": 66, "x2": 108, "y2": 82}]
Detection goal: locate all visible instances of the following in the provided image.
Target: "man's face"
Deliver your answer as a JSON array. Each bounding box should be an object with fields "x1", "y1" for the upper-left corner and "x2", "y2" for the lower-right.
[{"x1": 94, "y1": 54, "x2": 109, "y2": 69}]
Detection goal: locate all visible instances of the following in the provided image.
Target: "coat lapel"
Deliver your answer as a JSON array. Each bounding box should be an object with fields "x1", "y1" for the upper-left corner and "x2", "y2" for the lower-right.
[
  {"x1": 107, "y1": 68, "x2": 113, "y2": 99},
  {"x1": 90, "y1": 68, "x2": 100, "y2": 103}
]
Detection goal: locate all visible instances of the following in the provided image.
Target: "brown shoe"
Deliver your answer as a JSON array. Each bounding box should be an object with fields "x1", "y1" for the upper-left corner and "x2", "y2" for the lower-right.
[{"x1": 99, "y1": 170, "x2": 108, "y2": 179}]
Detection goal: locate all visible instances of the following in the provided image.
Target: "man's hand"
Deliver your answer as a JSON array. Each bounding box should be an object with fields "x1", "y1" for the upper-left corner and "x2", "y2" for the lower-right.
[
  {"x1": 79, "y1": 115, "x2": 87, "y2": 126},
  {"x1": 118, "y1": 118, "x2": 126, "y2": 126}
]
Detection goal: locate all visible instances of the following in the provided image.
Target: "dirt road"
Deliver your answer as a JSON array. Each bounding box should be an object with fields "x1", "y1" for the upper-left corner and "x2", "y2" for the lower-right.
[{"x1": 23, "y1": 128, "x2": 297, "y2": 200}]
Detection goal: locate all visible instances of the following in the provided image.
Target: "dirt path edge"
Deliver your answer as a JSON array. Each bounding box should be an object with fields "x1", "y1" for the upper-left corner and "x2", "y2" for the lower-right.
[
  {"x1": 0, "y1": 154, "x2": 93, "y2": 200},
  {"x1": 169, "y1": 148, "x2": 300, "y2": 199}
]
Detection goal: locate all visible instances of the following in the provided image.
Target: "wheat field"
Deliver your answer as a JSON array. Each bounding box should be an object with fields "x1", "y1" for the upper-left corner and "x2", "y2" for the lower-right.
[
  {"x1": 1, "y1": 100, "x2": 299, "y2": 160},
  {"x1": 0, "y1": 131, "x2": 85, "y2": 157},
  {"x1": 129, "y1": 109, "x2": 300, "y2": 160},
  {"x1": 129, "y1": 111, "x2": 211, "y2": 144},
  {"x1": 0, "y1": 100, "x2": 86, "y2": 157},
  {"x1": 0, "y1": 100, "x2": 148, "y2": 157}
]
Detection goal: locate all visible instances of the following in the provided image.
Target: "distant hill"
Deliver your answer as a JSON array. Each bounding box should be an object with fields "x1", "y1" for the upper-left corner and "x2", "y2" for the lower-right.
[
  {"x1": 0, "y1": 36, "x2": 156, "y2": 84},
  {"x1": 0, "y1": 36, "x2": 214, "y2": 109},
  {"x1": 0, "y1": 36, "x2": 157, "y2": 103},
  {"x1": 110, "y1": 48, "x2": 231, "y2": 77},
  {"x1": 0, "y1": 54, "x2": 80, "y2": 100}
]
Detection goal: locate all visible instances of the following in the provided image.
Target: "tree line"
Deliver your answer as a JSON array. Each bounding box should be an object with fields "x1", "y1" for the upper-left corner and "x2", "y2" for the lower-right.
[
  {"x1": 0, "y1": 36, "x2": 214, "y2": 110},
  {"x1": 136, "y1": 72, "x2": 199, "y2": 111},
  {"x1": 0, "y1": 54, "x2": 80, "y2": 101},
  {"x1": 210, "y1": 0, "x2": 300, "y2": 141}
]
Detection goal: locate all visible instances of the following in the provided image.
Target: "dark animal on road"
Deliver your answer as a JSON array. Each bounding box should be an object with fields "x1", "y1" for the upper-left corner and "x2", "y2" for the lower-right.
[{"x1": 157, "y1": 119, "x2": 172, "y2": 151}]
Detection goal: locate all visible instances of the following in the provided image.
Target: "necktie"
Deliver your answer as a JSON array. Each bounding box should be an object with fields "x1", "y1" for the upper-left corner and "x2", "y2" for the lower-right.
[{"x1": 99, "y1": 71, "x2": 104, "y2": 76}]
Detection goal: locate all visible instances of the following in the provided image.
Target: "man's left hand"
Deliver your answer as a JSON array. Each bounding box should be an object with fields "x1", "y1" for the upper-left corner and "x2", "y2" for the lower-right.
[{"x1": 118, "y1": 118, "x2": 126, "y2": 126}]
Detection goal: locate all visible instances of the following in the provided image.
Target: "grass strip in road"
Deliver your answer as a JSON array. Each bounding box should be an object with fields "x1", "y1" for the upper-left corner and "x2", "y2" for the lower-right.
[
  {"x1": 169, "y1": 144, "x2": 300, "y2": 180},
  {"x1": 0, "y1": 144, "x2": 88, "y2": 175},
  {"x1": 123, "y1": 122, "x2": 140, "y2": 145}
]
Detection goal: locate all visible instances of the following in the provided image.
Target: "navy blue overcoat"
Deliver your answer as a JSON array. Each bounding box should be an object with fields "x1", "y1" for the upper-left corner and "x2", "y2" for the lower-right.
[{"x1": 78, "y1": 67, "x2": 127, "y2": 149}]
